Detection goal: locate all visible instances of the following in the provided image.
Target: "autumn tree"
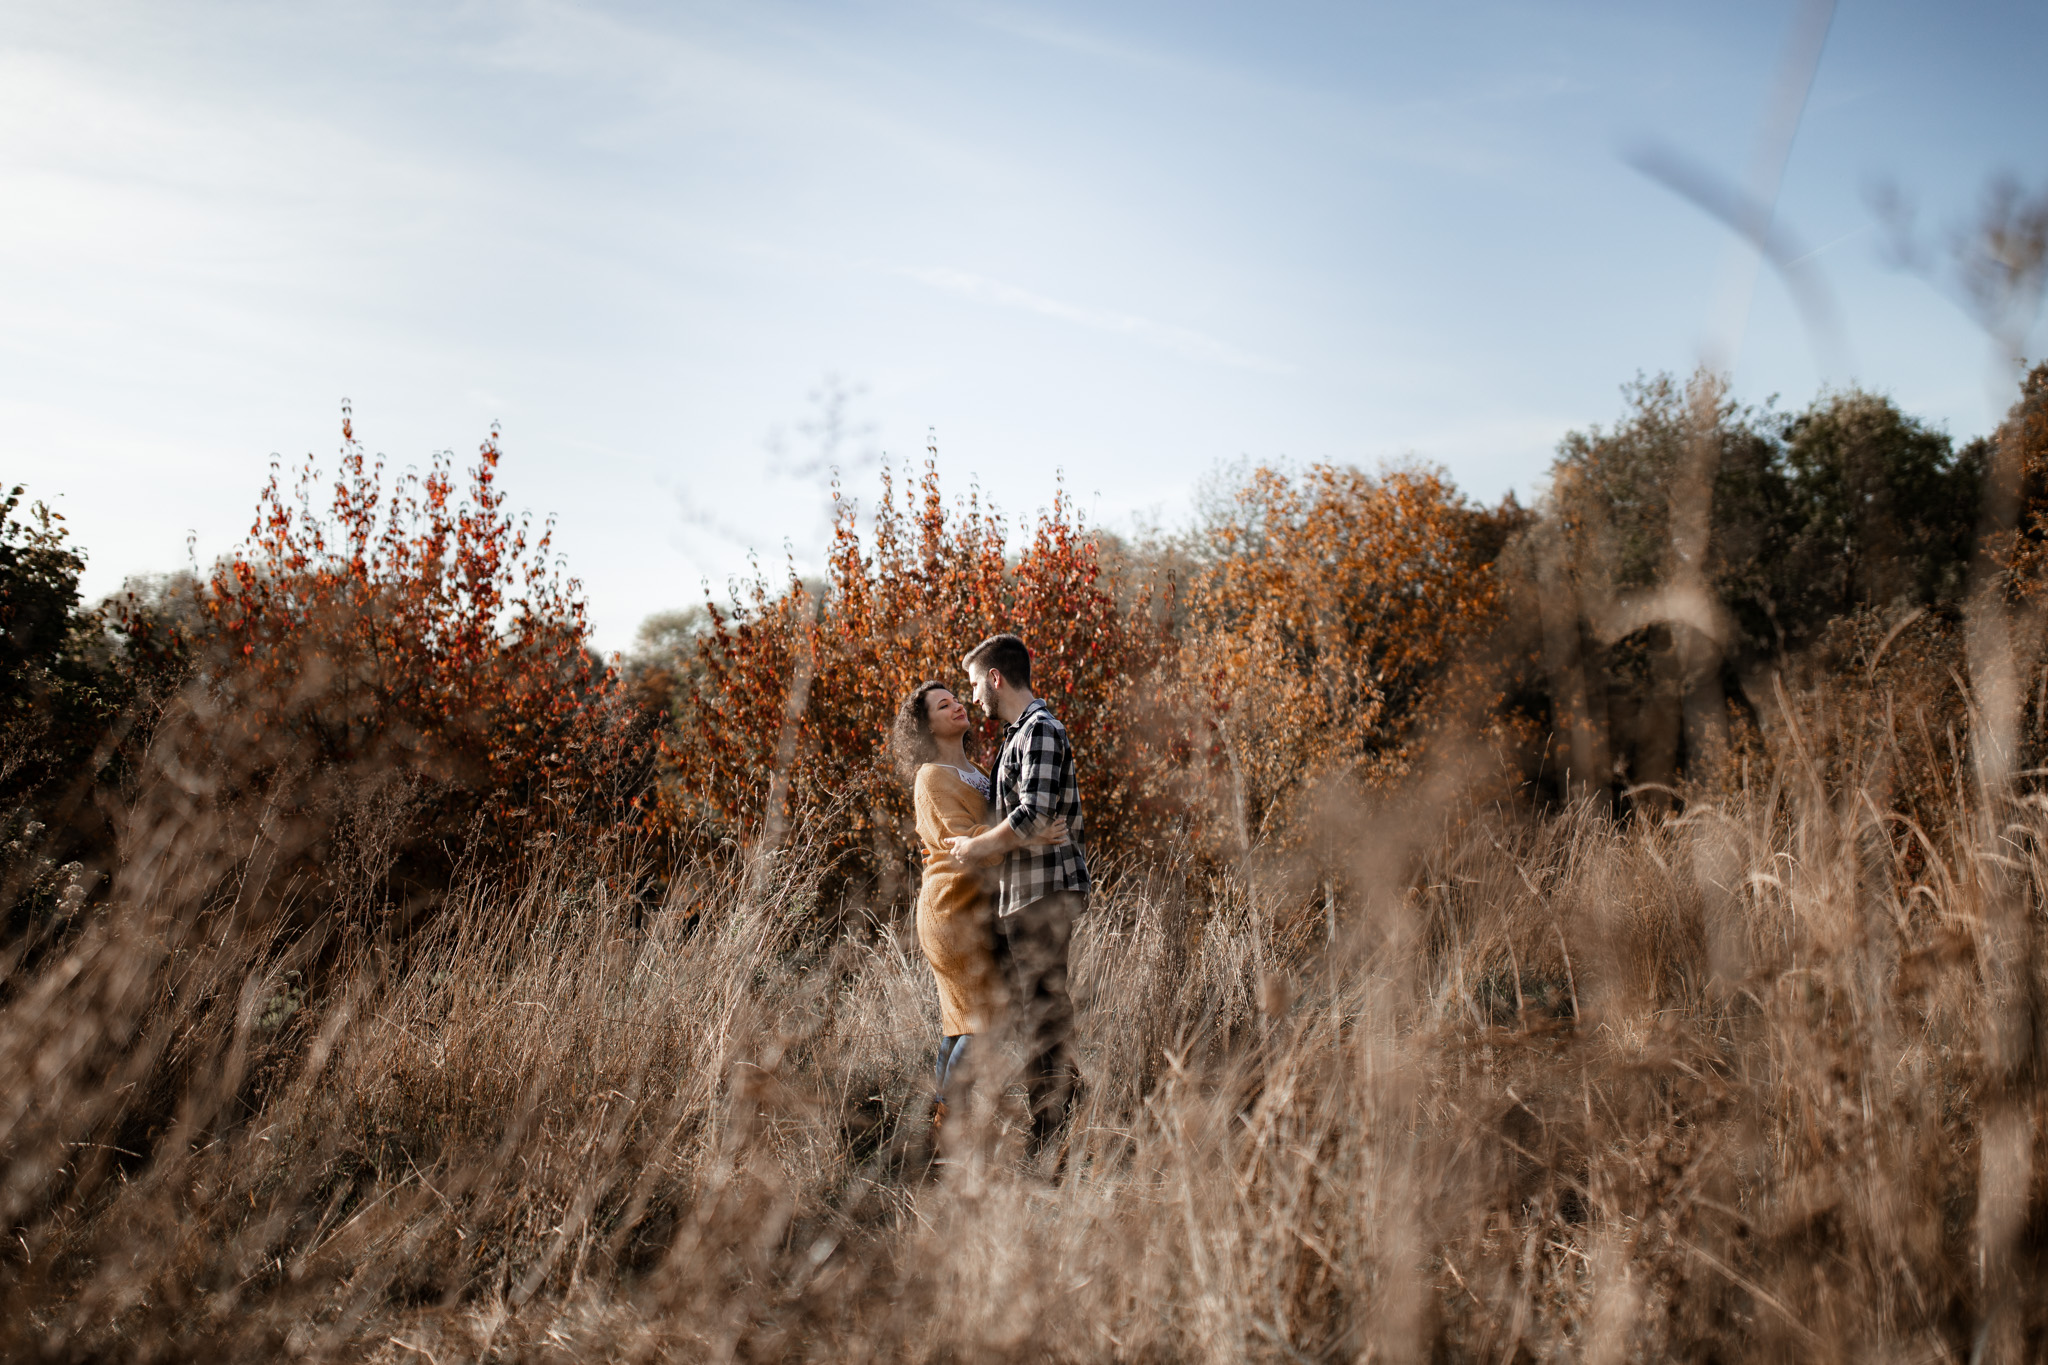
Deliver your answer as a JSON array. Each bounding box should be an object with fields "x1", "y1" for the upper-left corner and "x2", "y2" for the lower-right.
[
  {"x1": 204, "y1": 408, "x2": 639, "y2": 869},
  {"x1": 1996, "y1": 363, "x2": 2048, "y2": 597},
  {"x1": 1179, "y1": 462, "x2": 1513, "y2": 847}
]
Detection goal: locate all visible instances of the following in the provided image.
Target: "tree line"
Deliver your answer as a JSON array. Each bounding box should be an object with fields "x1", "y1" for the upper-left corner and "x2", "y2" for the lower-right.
[{"x1": 5, "y1": 364, "x2": 2046, "y2": 945}]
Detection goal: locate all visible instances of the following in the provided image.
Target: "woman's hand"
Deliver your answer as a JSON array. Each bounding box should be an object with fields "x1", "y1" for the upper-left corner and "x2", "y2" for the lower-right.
[
  {"x1": 1030, "y1": 817, "x2": 1070, "y2": 848},
  {"x1": 936, "y1": 816, "x2": 1067, "y2": 870}
]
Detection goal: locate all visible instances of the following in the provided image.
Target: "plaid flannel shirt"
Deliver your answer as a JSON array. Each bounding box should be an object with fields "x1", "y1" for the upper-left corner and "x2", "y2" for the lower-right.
[{"x1": 991, "y1": 698, "x2": 1091, "y2": 916}]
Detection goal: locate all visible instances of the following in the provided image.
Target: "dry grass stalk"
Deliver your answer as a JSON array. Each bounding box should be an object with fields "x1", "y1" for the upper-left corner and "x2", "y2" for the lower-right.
[{"x1": 2, "y1": 680, "x2": 2044, "y2": 1363}]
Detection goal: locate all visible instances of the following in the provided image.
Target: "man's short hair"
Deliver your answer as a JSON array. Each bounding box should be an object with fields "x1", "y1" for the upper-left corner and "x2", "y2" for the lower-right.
[{"x1": 963, "y1": 632, "x2": 1031, "y2": 689}]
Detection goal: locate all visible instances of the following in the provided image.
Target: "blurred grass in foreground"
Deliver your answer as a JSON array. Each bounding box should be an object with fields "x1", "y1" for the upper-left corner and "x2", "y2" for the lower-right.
[{"x1": 1, "y1": 675, "x2": 2041, "y2": 1362}]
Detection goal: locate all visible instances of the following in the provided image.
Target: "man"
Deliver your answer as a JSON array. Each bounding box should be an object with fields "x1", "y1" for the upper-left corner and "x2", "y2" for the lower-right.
[{"x1": 944, "y1": 632, "x2": 1089, "y2": 1158}]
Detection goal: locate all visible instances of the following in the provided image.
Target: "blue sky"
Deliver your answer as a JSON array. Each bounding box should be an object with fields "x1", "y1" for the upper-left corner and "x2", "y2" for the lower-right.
[{"x1": 5, "y1": 0, "x2": 2044, "y2": 650}]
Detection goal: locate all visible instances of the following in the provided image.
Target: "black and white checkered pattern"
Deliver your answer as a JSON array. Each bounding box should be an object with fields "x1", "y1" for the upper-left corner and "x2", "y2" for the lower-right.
[{"x1": 991, "y1": 698, "x2": 1090, "y2": 916}]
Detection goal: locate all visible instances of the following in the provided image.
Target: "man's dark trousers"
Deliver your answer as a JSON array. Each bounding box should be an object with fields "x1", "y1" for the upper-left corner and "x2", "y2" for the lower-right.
[{"x1": 996, "y1": 890, "x2": 1084, "y2": 1154}]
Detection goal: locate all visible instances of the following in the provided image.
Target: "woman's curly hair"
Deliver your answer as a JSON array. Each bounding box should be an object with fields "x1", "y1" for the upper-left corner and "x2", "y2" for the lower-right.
[{"x1": 891, "y1": 680, "x2": 971, "y2": 782}]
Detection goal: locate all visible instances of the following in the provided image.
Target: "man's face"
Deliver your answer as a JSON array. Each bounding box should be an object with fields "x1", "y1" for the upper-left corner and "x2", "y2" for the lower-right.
[{"x1": 965, "y1": 662, "x2": 994, "y2": 716}]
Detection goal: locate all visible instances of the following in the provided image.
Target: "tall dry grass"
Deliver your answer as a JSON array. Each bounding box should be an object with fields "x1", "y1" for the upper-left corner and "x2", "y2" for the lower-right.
[{"x1": 2, "y1": 689, "x2": 2043, "y2": 1363}]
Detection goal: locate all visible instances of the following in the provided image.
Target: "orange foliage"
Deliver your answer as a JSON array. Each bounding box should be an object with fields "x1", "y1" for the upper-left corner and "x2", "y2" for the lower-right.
[
  {"x1": 2000, "y1": 363, "x2": 2048, "y2": 595},
  {"x1": 206, "y1": 408, "x2": 632, "y2": 849},
  {"x1": 1182, "y1": 464, "x2": 1508, "y2": 843},
  {"x1": 656, "y1": 458, "x2": 1170, "y2": 887}
]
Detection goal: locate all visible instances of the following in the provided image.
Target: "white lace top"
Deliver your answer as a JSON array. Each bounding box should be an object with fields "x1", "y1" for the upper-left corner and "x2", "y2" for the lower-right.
[{"x1": 944, "y1": 764, "x2": 992, "y2": 801}]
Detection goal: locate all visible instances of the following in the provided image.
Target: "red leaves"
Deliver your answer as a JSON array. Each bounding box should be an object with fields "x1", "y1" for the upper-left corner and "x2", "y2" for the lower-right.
[
  {"x1": 199, "y1": 411, "x2": 1504, "y2": 892},
  {"x1": 206, "y1": 408, "x2": 631, "y2": 850}
]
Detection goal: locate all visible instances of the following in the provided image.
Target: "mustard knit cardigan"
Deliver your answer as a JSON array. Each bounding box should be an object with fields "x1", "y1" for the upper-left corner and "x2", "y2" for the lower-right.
[{"x1": 912, "y1": 763, "x2": 1003, "y2": 1036}]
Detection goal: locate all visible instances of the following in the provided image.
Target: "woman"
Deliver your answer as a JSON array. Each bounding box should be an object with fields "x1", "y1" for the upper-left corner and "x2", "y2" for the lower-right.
[{"x1": 893, "y1": 680, "x2": 1065, "y2": 1127}]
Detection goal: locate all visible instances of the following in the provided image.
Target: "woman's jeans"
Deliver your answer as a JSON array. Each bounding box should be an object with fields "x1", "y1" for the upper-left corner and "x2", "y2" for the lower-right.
[{"x1": 935, "y1": 1033, "x2": 972, "y2": 1100}]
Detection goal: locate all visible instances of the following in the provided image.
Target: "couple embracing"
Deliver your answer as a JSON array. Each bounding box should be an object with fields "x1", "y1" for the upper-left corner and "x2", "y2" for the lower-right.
[{"x1": 891, "y1": 632, "x2": 1089, "y2": 1159}]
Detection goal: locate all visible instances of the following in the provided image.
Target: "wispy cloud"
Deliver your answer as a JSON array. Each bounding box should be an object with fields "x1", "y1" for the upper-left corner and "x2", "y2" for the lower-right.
[
  {"x1": 948, "y1": 1, "x2": 1578, "y2": 177},
  {"x1": 899, "y1": 266, "x2": 1288, "y2": 374},
  {"x1": 947, "y1": 1, "x2": 1205, "y2": 77}
]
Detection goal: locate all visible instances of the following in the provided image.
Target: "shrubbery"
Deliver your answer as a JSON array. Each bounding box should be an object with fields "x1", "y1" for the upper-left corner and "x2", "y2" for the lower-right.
[
  {"x1": 202, "y1": 408, "x2": 645, "y2": 872},
  {"x1": 1178, "y1": 463, "x2": 1522, "y2": 847},
  {"x1": 9, "y1": 364, "x2": 2048, "y2": 935}
]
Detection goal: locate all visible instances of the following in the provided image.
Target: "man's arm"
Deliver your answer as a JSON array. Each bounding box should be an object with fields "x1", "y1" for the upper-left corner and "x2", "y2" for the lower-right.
[{"x1": 947, "y1": 717, "x2": 1064, "y2": 863}]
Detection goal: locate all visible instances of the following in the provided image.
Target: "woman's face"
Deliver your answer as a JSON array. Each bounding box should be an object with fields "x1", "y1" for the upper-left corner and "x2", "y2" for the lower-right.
[{"x1": 924, "y1": 687, "x2": 972, "y2": 741}]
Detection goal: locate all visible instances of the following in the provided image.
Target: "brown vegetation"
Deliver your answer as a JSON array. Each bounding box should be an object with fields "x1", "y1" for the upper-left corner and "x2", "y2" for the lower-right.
[
  {"x1": 6, "y1": 364, "x2": 2048, "y2": 1359},
  {"x1": 4, "y1": 687, "x2": 2046, "y2": 1361}
]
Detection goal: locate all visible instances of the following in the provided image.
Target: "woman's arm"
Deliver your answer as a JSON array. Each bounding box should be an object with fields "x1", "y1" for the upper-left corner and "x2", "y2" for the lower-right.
[
  {"x1": 914, "y1": 769, "x2": 989, "y2": 847},
  {"x1": 917, "y1": 769, "x2": 1063, "y2": 868},
  {"x1": 930, "y1": 817, "x2": 1068, "y2": 868}
]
